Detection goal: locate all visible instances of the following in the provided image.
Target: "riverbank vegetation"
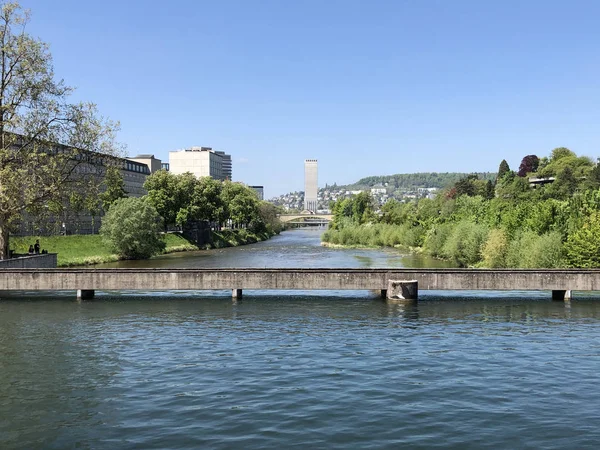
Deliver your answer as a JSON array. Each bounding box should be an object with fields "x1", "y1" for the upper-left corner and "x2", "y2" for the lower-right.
[{"x1": 323, "y1": 147, "x2": 600, "y2": 268}]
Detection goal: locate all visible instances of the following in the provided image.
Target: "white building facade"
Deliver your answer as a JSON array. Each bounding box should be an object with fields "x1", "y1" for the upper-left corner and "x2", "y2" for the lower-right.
[
  {"x1": 304, "y1": 159, "x2": 318, "y2": 212},
  {"x1": 169, "y1": 147, "x2": 231, "y2": 181}
]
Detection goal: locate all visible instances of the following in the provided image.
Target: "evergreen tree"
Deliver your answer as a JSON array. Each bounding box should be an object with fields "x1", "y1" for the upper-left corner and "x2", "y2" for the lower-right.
[{"x1": 497, "y1": 160, "x2": 510, "y2": 181}]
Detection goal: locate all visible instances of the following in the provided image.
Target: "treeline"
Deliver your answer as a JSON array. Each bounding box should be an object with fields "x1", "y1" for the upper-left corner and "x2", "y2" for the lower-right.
[
  {"x1": 335, "y1": 172, "x2": 496, "y2": 190},
  {"x1": 323, "y1": 147, "x2": 600, "y2": 268},
  {"x1": 143, "y1": 171, "x2": 282, "y2": 234},
  {"x1": 98, "y1": 171, "x2": 283, "y2": 260}
]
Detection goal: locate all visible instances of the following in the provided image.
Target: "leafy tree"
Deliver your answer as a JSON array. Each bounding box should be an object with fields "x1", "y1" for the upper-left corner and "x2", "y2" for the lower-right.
[
  {"x1": 100, "y1": 197, "x2": 166, "y2": 259},
  {"x1": 176, "y1": 176, "x2": 224, "y2": 226},
  {"x1": 331, "y1": 198, "x2": 353, "y2": 229},
  {"x1": 546, "y1": 166, "x2": 579, "y2": 200},
  {"x1": 497, "y1": 160, "x2": 510, "y2": 181},
  {"x1": 454, "y1": 174, "x2": 478, "y2": 197},
  {"x1": 441, "y1": 220, "x2": 488, "y2": 267},
  {"x1": 144, "y1": 170, "x2": 183, "y2": 230},
  {"x1": 352, "y1": 191, "x2": 375, "y2": 224},
  {"x1": 550, "y1": 147, "x2": 576, "y2": 161},
  {"x1": 256, "y1": 201, "x2": 282, "y2": 234},
  {"x1": 583, "y1": 162, "x2": 600, "y2": 191},
  {"x1": 221, "y1": 181, "x2": 260, "y2": 228},
  {"x1": 482, "y1": 229, "x2": 509, "y2": 268},
  {"x1": 517, "y1": 155, "x2": 539, "y2": 177},
  {"x1": 564, "y1": 212, "x2": 600, "y2": 268},
  {"x1": 0, "y1": 2, "x2": 122, "y2": 258},
  {"x1": 100, "y1": 166, "x2": 127, "y2": 211}
]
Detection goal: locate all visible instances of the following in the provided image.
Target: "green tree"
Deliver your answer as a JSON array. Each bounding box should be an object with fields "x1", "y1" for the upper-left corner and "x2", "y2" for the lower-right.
[
  {"x1": 144, "y1": 170, "x2": 182, "y2": 230},
  {"x1": 100, "y1": 165, "x2": 127, "y2": 211},
  {"x1": 176, "y1": 176, "x2": 224, "y2": 226},
  {"x1": 497, "y1": 160, "x2": 510, "y2": 181},
  {"x1": 481, "y1": 228, "x2": 509, "y2": 268},
  {"x1": 583, "y1": 162, "x2": 600, "y2": 191},
  {"x1": 352, "y1": 191, "x2": 375, "y2": 224},
  {"x1": 564, "y1": 212, "x2": 600, "y2": 268},
  {"x1": 0, "y1": 2, "x2": 122, "y2": 258},
  {"x1": 100, "y1": 197, "x2": 166, "y2": 259},
  {"x1": 221, "y1": 181, "x2": 260, "y2": 228}
]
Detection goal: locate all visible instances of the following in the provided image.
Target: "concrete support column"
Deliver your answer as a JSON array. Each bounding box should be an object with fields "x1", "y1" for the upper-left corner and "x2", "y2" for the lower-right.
[
  {"x1": 552, "y1": 290, "x2": 572, "y2": 302},
  {"x1": 232, "y1": 289, "x2": 243, "y2": 299},
  {"x1": 386, "y1": 280, "x2": 418, "y2": 302},
  {"x1": 77, "y1": 289, "x2": 95, "y2": 300}
]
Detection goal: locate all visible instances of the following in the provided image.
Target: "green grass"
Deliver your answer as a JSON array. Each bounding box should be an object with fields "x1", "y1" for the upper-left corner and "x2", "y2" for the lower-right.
[
  {"x1": 9, "y1": 231, "x2": 274, "y2": 267},
  {"x1": 10, "y1": 233, "x2": 199, "y2": 267}
]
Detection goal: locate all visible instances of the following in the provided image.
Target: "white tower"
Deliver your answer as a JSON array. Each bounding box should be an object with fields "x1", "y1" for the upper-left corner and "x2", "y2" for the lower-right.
[{"x1": 304, "y1": 159, "x2": 318, "y2": 212}]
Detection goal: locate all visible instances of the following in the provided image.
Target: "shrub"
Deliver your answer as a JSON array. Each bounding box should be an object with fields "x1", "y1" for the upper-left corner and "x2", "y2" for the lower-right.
[
  {"x1": 442, "y1": 220, "x2": 488, "y2": 267},
  {"x1": 564, "y1": 212, "x2": 600, "y2": 268},
  {"x1": 482, "y1": 228, "x2": 509, "y2": 268},
  {"x1": 506, "y1": 230, "x2": 565, "y2": 268},
  {"x1": 100, "y1": 197, "x2": 166, "y2": 259},
  {"x1": 423, "y1": 223, "x2": 453, "y2": 257}
]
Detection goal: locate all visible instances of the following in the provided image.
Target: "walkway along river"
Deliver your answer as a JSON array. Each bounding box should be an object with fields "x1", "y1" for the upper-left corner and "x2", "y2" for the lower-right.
[{"x1": 2, "y1": 229, "x2": 600, "y2": 448}]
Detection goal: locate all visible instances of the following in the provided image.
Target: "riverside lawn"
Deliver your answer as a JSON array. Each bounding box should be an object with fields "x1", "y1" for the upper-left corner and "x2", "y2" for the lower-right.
[{"x1": 10, "y1": 230, "x2": 274, "y2": 267}]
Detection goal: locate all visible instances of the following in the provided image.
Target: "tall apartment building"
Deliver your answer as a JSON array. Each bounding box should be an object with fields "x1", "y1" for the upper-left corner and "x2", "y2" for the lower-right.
[
  {"x1": 168, "y1": 147, "x2": 232, "y2": 181},
  {"x1": 304, "y1": 159, "x2": 318, "y2": 212}
]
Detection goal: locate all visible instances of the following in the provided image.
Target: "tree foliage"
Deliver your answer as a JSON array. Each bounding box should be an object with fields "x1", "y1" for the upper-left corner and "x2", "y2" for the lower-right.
[
  {"x1": 324, "y1": 146, "x2": 600, "y2": 268},
  {"x1": 497, "y1": 160, "x2": 510, "y2": 180},
  {"x1": 517, "y1": 155, "x2": 539, "y2": 177},
  {"x1": 100, "y1": 166, "x2": 127, "y2": 211},
  {"x1": 0, "y1": 2, "x2": 122, "y2": 258},
  {"x1": 100, "y1": 197, "x2": 166, "y2": 259}
]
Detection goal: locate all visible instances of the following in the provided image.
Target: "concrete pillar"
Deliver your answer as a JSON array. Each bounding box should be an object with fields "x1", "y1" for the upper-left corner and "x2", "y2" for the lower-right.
[
  {"x1": 77, "y1": 289, "x2": 95, "y2": 300},
  {"x1": 387, "y1": 280, "x2": 418, "y2": 302},
  {"x1": 232, "y1": 289, "x2": 242, "y2": 299},
  {"x1": 552, "y1": 290, "x2": 572, "y2": 302}
]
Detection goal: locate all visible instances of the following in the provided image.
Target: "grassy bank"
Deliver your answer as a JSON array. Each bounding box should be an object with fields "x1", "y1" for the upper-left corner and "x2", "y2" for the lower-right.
[{"x1": 10, "y1": 230, "x2": 273, "y2": 267}]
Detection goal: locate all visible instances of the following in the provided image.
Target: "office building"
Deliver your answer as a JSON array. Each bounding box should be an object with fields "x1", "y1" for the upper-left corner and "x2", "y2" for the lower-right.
[
  {"x1": 169, "y1": 147, "x2": 232, "y2": 181},
  {"x1": 304, "y1": 159, "x2": 318, "y2": 212},
  {"x1": 249, "y1": 186, "x2": 264, "y2": 200},
  {"x1": 215, "y1": 151, "x2": 232, "y2": 180}
]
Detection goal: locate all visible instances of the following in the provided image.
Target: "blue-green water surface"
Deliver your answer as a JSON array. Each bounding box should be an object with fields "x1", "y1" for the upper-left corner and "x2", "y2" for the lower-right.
[{"x1": 1, "y1": 230, "x2": 600, "y2": 449}]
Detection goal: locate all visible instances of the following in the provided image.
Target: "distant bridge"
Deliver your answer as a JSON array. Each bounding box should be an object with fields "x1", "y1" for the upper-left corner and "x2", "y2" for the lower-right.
[{"x1": 278, "y1": 213, "x2": 333, "y2": 224}]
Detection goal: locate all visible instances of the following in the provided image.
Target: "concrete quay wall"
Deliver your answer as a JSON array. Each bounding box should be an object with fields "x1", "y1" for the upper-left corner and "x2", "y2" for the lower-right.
[
  {"x1": 1, "y1": 268, "x2": 600, "y2": 292},
  {"x1": 0, "y1": 253, "x2": 57, "y2": 269}
]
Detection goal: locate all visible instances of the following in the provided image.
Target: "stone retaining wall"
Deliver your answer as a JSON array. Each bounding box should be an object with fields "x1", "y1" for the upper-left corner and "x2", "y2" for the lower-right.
[{"x1": 0, "y1": 253, "x2": 57, "y2": 268}]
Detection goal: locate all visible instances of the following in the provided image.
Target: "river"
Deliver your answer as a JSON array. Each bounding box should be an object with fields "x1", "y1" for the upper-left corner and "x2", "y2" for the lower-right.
[{"x1": 2, "y1": 229, "x2": 600, "y2": 449}]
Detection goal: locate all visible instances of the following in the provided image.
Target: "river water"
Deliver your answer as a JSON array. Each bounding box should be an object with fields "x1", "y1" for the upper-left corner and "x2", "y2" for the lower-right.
[{"x1": 2, "y1": 229, "x2": 600, "y2": 449}]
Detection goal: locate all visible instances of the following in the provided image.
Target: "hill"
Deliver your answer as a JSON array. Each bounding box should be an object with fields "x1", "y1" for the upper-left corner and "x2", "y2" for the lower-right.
[{"x1": 331, "y1": 172, "x2": 496, "y2": 190}]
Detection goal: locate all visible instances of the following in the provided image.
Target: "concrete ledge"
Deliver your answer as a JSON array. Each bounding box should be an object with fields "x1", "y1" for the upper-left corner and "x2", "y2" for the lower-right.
[{"x1": 0, "y1": 253, "x2": 57, "y2": 269}]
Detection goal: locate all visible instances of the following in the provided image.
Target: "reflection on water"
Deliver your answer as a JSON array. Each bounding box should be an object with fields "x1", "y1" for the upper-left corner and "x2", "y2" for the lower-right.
[{"x1": 2, "y1": 296, "x2": 600, "y2": 449}]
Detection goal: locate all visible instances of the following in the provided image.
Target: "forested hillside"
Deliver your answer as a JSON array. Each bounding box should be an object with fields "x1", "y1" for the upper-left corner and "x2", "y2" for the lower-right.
[{"x1": 338, "y1": 172, "x2": 496, "y2": 190}]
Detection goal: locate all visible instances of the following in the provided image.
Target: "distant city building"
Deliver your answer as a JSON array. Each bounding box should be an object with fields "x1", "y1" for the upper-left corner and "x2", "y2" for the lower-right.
[
  {"x1": 249, "y1": 185, "x2": 264, "y2": 200},
  {"x1": 215, "y1": 151, "x2": 232, "y2": 180},
  {"x1": 161, "y1": 162, "x2": 170, "y2": 171},
  {"x1": 169, "y1": 146, "x2": 232, "y2": 181},
  {"x1": 304, "y1": 159, "x2": 318, "y2": 212},
  {"x1": 128, "y1": 154, "x2": 162, "y2": 174}
]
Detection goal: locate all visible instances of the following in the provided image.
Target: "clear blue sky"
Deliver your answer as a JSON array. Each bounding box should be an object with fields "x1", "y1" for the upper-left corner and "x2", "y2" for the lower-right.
[{"x1": 21, "y1": 0, "x2": 600, "y2": 198}]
